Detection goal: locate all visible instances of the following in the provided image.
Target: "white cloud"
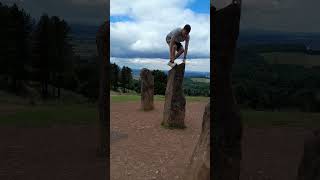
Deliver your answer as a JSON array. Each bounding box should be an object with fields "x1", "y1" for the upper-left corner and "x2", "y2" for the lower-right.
[
  {"x1": 111, "y1": 57, "x2": 210, "y2": 72},
  {"x1": 239, "y1": 0, "x2": 320, "y2": 33},
  {"x1": 110, "y1": 0, "x2": 210, "y2": 58}
]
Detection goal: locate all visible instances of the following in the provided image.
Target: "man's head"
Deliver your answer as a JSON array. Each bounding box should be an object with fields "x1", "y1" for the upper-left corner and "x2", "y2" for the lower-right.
[{"x1": 182, "y1": 24, "x2": 191, "y2": 37}]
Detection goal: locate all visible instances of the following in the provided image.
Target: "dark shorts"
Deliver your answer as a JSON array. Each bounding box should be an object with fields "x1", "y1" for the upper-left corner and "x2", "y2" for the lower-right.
[
  {"x1": 174, "y1": 41, "x2": 183, "y2": 51},
  {"x1": 167, "y1": 39, "x2": 183, "y2": 52}
]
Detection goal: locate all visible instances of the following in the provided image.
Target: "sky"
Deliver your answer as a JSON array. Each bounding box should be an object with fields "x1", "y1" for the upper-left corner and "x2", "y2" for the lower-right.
[
  {"x1": 1, "y1": 0, "x2": 108, "y2": 25},
  {"x1": 3, "y1": 0, "x2": 319, "y2": 72},
  {"x1": 110, "y1": 0, "x2": 210, "y2": 72},
  {"x1": 2, "y1": 0, "x2": 319, "y2": 32},
  {"x1": 110, "y1": 0, "x2": 210, "y2": 58},
  {"x1": 214, "y1": 0, "x2": 320, "y2": 33}
]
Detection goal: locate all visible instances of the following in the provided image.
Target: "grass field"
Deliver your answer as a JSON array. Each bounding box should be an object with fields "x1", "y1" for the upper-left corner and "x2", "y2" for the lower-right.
[
  {"x1": 0, "y1": 93, "x2": 209, "y2": 127},
  {"x1": 190, "y1": 78, "x2": 210, "y2": 83},
  {"x1": 110, "y1": 94, "x2": 209, "y2": 103},
  {"x1": 262, "y1": 52, "x2": 320, "y2": 67},
  {"x1": 242, "y1": 110, "x2": 320, "y2": 128},
  {"x1": 1, "y1": 92, "x2": 319, "y2": 128},
  {"x1": 0, "y1": 104, "x2": 98, "y2": 127}
]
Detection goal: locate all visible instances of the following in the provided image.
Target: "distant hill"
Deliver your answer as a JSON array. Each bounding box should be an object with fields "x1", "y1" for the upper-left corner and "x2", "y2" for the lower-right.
[
  {"x1": 131, "y1": 69, "x2": 210, "y2": 79},
  {"x1": 238, "y1": 30, "x2": 320, "y2": 48},
  {"x1": 262, "y1": 52, "x2": 320, "y2": 68}
]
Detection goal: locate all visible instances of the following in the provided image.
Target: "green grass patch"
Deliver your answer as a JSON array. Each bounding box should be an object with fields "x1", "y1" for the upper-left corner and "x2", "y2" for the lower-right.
[
  {"x1": 262, "y1": 52, "x2": 320, "y2": 67},
  {"x1": 242, "y1": 109, "x2": 320, "y2": 128},
  {"x1": 161, "y1": 122, "x2": 186, "y2": 130},
  {"x1": 111, "y1": 94, "x2": 208, "y2": 103},
  {"x1": 190, "y1": 78, "x2": 210, "y2": 83},
  {"x1": 0, "y1": 104, "x2": 98, "y2": 127}
]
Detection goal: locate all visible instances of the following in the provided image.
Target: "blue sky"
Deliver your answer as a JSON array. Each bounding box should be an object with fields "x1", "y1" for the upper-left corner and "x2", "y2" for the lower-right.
[
  {"x1": 186, "y1": 0, "x2": 210, "y2": 14},
  {"x1": 111, "y1": 0, "x2": 209, "y2": 23}
]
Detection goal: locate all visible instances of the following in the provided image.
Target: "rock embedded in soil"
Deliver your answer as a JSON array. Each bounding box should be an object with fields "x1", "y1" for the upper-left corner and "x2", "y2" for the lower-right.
[
  {"x1": 212, "y1": 2, "x2": 242, "y2": 179},
  {"x1": 297, "y1": 129, "x2": 320, "y2": 180},
  {"x1": 162, "y1": 63, "x2": 186, "y2": 128},
  {"x1": 185, "y1": 102, "x2": 210, "y2": 180},
  {"x1": 140, "y1": 68, "x2": 154, "y2": 111}
]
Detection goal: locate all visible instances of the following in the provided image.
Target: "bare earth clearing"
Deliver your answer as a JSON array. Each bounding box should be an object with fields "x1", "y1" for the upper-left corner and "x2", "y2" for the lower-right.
[
  {"x1": 111, "y1": 101, "x2": 208, "y2": 180},
  {"x1": 0, "y1": 126, "x2": 106, "y2": 180},
  {"x1": 0, "y1": 101, "x2": 316, "y2": 180},
  {"x1": 111, "y1": 101, "x2": 315, "y2": 180}
]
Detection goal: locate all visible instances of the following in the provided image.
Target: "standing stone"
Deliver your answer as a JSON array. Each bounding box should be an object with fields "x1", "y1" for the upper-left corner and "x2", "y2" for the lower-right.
[
  {"x1": 140, "y1": 68, "x2": 154, "y2": 111},
  {"x1": 96, "y1": 21, "x2": 109, "y2": 158},
  {"x1": 212, "y1": 1, "x2": 242, "y2": 180},
  {"x1": 162, "y1": 63, "x2": 186, "y2": 128},
  {"x1": 297, "y1": 130, "x2": 320, "y2": 180},
  {"x1": 96, "y1": 21, "x2": 109, "y2": 179},
  {"x1": 185, "y1": 102, "x2": 210, "y2": 180}
]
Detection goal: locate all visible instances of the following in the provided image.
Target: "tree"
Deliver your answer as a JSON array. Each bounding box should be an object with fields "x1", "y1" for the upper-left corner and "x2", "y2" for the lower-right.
[
  {"x1": 0, "y1": 4, "x2": 33, "y2": 94},
  {"x1": 110, "y1": 63, "x2": 120, "y2": 91},
  {"x1": 32, "y1": 14, "x2": 74, "y2": 99},
  {"x1": 152, "y1": 70, "x2": 167, "y2": 95},
  {"x1": 120, "y1": 66, "x2": 132, "y2": 93},
  {"x1": 32, "y1": 14, "x2": 51, "y2": 99},
  {"x1": 49, "y1": 16, "x2": 74, "y2": 98}
]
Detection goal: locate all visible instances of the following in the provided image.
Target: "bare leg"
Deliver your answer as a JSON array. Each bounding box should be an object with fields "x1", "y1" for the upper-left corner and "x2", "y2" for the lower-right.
[
  {"x1": 175, "y1": 48, "x2": 184, "y2": 60},
  {"x1": 170, "y1": 45, "x2": 177, "y2": 62}
]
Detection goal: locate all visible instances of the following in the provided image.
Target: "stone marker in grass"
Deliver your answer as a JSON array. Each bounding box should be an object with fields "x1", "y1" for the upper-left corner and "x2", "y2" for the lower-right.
[
  {"x1": 162, "y1": 63, "x2": 186, "y2": 128},
  {"x1": 297, "y1": 129, "x2": 320, "y2": 180},
  {"x1": 185, "y1": 102, "x2": 210, "y2": 180},
  {"x1": 140, "y1": 68, "x2": 154, "y2": 111}
]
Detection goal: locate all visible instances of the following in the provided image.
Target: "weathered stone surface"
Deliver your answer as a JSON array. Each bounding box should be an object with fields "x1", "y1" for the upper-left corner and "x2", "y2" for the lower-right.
[
  {"x1": 95, "y1": 20, "x2": 109, "y2": 179},
  {"x1": 162, "y1": 63, "x2": 186, "y2": 128},
  {"x1": 96, "y1": 21, "x2": 109, "y2": 158},
  {"x1": 297, "y1": 130, "x2": 320, "y2": 180},
  {"x1": 212, "y1": 1, "x2": 242, "y2": 180},
  {"x1": 185, "y1": 102, "x2": 210, "y2": 180},
  {"x1": 140, "y1": 68, "x2": 154, "y2": 111}
]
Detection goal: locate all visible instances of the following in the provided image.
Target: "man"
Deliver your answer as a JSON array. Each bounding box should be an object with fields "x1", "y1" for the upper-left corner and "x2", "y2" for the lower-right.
[{"x1": 166, "y1": 24, "x2": 191, "y2": 68}]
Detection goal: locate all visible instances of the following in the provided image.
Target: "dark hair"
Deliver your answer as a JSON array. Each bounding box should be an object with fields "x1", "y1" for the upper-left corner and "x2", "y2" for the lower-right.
[{"x1": 183, "y1": 24, "x2": 191, "y2": 33}]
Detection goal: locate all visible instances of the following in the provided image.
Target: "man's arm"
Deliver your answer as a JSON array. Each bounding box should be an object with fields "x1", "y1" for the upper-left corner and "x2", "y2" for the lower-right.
[{"x1": 184, "y1": 36, "x2": 189, "y2": 59}]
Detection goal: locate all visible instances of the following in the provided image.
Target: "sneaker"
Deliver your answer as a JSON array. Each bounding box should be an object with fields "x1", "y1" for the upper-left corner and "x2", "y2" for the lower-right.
[{"x1": 167, "y1": 61, "x2": 177, "y2": 68}]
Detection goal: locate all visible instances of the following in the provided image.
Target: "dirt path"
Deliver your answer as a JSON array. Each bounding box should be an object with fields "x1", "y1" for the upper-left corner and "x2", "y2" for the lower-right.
[
  {"x1": 111, "y1": 101, "x2": 315, "y2": 180},
  {"x1": 0, "y1": 126, "x2": 106, "y2": 180},
  {"x1": 240, "y1": 127, "x2": 314, "y2": 180},
  {"x1": 0, "y1": 100, "x2": 315, "y2": 180},
  {"x1": 111, "y1": 101, "x2": 208, "y2": 180}
]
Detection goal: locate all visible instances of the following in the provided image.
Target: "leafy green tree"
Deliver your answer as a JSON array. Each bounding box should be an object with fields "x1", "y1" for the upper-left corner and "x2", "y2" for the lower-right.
[
  {"x1": 32, "y1": 14, "x2": 74, "y2": 99},
  {"x1": 32, "y1": 14, "x2": 51, "y2": 98},
  {"x1": 0, "y1": 3, "x2": 33, "y2": 94},
  {"x1": 120, "y1": 66, "x2": 132, "y2": 93},
  {"x1": 152, "y1": 70, "x2": 167, "y2": 95},
  {"x1": 110, "y1": 63, "x2": 120, "y2": 91}
]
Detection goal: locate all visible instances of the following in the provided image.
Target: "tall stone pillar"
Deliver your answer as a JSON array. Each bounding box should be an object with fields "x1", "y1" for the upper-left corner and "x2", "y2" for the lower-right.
[
  {"x1": 162, "y1": 63, "x2": 186, "y2": 128},
  {"x1": 140, "y1": 68, "x2": 154, "y2": 111}
]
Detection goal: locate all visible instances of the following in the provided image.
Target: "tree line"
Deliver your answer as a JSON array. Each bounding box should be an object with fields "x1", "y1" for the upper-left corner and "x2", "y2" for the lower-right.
[
  {"x1": 110, "y1": 63, "x2": 168, "y2": 95},
  {"x1": 0, "y1": 3, "x2": 210, "y2": 101},
  {"x1": 109, "y1": 63, "x2": 210, "y2": 97},
  {"x1": 0, "y1": 3, "x2": 76, "y2": 99},
  {"x1": 0, "y1": 3, "x2": 101, "y2": 101},
  {"x1": 232, "y1": 47, "x2": 320, "y2": 112}
]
